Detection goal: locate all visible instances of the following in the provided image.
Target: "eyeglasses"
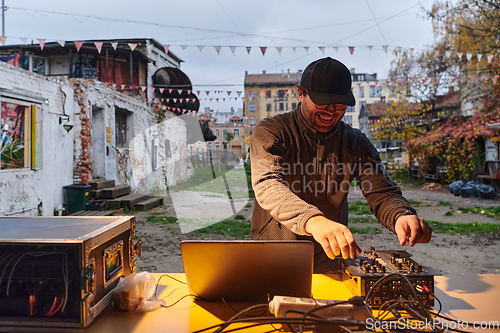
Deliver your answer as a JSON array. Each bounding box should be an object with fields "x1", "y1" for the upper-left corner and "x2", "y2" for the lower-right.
[{"x1": 314, "y1": 104, "x2": 348, "y2": 112}]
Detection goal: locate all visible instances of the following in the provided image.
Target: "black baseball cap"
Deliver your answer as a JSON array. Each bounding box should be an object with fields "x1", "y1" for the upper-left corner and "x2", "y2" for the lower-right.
[{"x1": 300, "y1": 57, "x2": 356, "y2": 106}]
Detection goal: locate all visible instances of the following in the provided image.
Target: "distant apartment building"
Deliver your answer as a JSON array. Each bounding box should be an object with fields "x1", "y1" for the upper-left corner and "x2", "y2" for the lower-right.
[
  {"x1": 349, "y1": 69, "x2": 396, "y2": 129},
  {"x1": 243, "y1": 69, "x2": 301, "y2": 135},
  {"x1": 197, "y1": 107, "x2": 245, "y2": 155}
]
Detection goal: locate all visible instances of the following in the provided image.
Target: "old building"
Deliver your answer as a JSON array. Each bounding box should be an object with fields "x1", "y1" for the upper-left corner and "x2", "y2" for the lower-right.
[
  {"x1": 0, "y1": 38, "x2": 197, "y2": 217},
  {"x1": 243, "y1": 69, "x2": 301, "y2": 136}
]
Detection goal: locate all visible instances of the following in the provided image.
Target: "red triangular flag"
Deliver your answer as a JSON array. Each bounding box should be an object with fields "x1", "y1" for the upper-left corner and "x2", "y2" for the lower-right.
[
  {"x1": 348, "y1": 46, "x2": 354, "y2": 55},
  {"x1": 197, "y1": 90, "x2": 201, "y2": 96},
  {"x1": 206, "y1": 91, "x2": 210, "y2": 96},
  {"x1": 38, "y1": 39, "x2": 46, "y2": 50},
  {"x1": 187, "y1": 90, "x2": 191, "y2": 95},
  {"x1": 74, "y1": 41, "x2": 84, "y2": 52},
  {"x1": 0, "y1": 36, "x2": 6, "y2": 45},
  {"x1": 169, "y1": 89, "x2": 173, "y2": 94},
  {"x1": 260, "y1": 47, "x2": 267, "y2": 55},
  {"x1": 94, "y1": 42, "x2": 103, "y2": 54},
  {"x1": 163, "y1": 45, "x2": 170, "y2": 54}
]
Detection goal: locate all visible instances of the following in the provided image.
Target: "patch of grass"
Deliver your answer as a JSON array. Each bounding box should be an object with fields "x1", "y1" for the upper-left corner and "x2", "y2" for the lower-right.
[
  {"x1": 349, "y1": 227, "x2": 381, "y2": 234},
  {"x1": 407, "y1": 199, "x2": 431, "y2": 207},
  {"x1": 458, "y1": 206, "x2": 500, "y2": 217},
  {"x1": 438, "y1": 201, "x2": 453, "y2": 206},
  {"x1": 192, "y1": 220, "x2": 251, "y2": 239},
  {"x1": 428, "y1": 220, "x2": 500, "y2": 237},
  {"x1": 348, "y1": 217, "x2": 378, "y2": 223},
  {"x1": 245, "y1": 203, "x2": 252, "y2": 208},
  {"x1": 348, "y1": 201, "x2": 371, "y2": 215},
  {"x1": 234, "y1": 214, "x2": 245, "y2": 220},
  {"x1": 146, "y1": 215, "x2": 178, "y2": 223},
  {"x1": 444, "y1": 211, "x2": 454, "y2": 216}
]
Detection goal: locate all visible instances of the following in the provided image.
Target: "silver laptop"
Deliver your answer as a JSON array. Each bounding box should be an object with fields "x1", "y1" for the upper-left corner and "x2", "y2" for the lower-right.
[{"x1": 180, "y1": 240, "x2": 314, "y2": 301}]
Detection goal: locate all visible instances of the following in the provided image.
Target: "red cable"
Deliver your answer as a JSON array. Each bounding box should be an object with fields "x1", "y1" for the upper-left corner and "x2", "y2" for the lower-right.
[
  {"x1": 47, "y1": 294, "x2": 65, "y2": 316},
  {"x1": 46, "y1": 296, "x2": 58, "y2": 317},
  {"x1": 29, "y1": 295, "x2": 34, "y2": 316}
]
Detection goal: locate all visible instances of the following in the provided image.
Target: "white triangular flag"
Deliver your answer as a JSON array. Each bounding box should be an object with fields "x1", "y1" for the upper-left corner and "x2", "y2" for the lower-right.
[
  {"x1": 20, "y1": 37, "x2": 27, "y2": 45},
  {"x1": 111, "y1": 42, "x2": 118, "y2": 50},
  {"x1": 382, "y1": 45, "x2": 388, "y2": 53},
  {"x1": 333, "y1": 46, "x2": 339, "y2": 52},
  {"x1": 445, "y1": 50, "x2": 452, "y2": 58},
  {"x1": 488, "y1": 54, "x2": 494, "y2": 63},
  {"x1": 181, "y1": 45, "x2": 189, "y2": 50},
  {"x1": 477, "y1": 54, "x2": 483, "y2": 62},
  {"x1": 197, "y1": 45, "x2": 204, "y2": 52},
  {"x1": 128, "y1": 43, "x2": 137, "y2": 51},
  {"x1": 368, "y1": 46, "x2": 373, "y2": 51},
  {"x1": 229, "y1": 46, "x2": 237, "y2": 55},
  {"x1": 276, "y1": 47, "x2": 282, "y2": 55},
  {"x1": 291, "y1": 47, "x2": 296, "y2": 52},
  {"x1": 57, "y1": 40, "x2": 66, "y2": 47},
  {"x1": 466, "y1": 53, "x2": 472, "y2": 61},
  {"x1": 214, "y1": 46, "x2": 221, "y2": 55},
  {"x1": 304, "y1": 47, "x2": 309, "y2": 53},
  {"x1": 318, "y1": 47, "x2": 325, "y2": 54}
]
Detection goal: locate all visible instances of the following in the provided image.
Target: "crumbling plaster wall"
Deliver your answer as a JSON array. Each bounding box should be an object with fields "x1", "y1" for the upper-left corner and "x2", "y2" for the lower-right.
[{"x1": 0, "y1": 61, "x2": 75, "y2": 216}]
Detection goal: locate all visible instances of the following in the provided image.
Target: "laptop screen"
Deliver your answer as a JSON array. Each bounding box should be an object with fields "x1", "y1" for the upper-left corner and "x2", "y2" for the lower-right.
[{"x1": 180, "y1": 240, "x2": 314, "y2": 301}]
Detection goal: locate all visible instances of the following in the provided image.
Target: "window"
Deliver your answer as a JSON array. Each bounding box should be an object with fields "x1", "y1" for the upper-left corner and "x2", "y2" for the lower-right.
[
  {"x1": 275, "y1": 103, "x2": 278, "y2": 111},
  {"x1": 266, "y1": 103, "x2": 271, "y2": 112},
  {"x1": 249, "y1": 118, "x2": 256, "y2": 126},
  {"x1": 207, "y1": 142, "x2": 213, "y2": 149},
  {"x1": 31, "y1": 56, "x2": 47, "y2": 75},
  {"x1": 346, "y1": 106, "x2": 355, "y2": 113},
  {"x1": 215, "y1": 141, "x2": 220, "y2": 149},
  {"x1": 343, "y1": 115, "x2": 352, "y2": 125},
  {"x1": 215, "y1": 129, "x2": 220, "y2": 137},
  {"x1": 223, "y1": 141, "x2": 228, "y2": 149},
  {"x1": 286, "y1": 103, "x2": 288, "y2": 111},
  {"x1": 1, "y1": 100, "x2": 41, "y2": 170},
  {"x1": 277, "y1": 90, "x2": 287, "y2": 100},
  {"x1": 115, "y1": 109, "x2": 133, "y2": 148},
  {"x1": 292, "y1": 103, "x2": 297, "y2": 110},
  {"x1": 249, "y1": 104, "x2": 256, "y2": 112},
  {"x1": 279, "y1": 103, "x2": 284, "y2": 111},
  {"x1": 234, "y1": 129, "x2": 240, "y2": 137},
  {"x1": 266, "y1": 91, "x2": 271, "y2": 99},
  {"x1": 369, "y1": 86, "x2": 381, "y2": 98},
  {"x1": 359, "y1": 87, "x2": 364, "y2": 98}
]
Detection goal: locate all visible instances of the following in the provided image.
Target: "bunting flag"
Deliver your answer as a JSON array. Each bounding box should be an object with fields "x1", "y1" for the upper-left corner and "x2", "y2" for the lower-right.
[
  {"x1": 246, "y1": 46, "x2": 251, "y2": 54},
  {"x1": 180, "y1": 45, "x2": 188, "y2": 50},
  {"x1": 214, "y1": 46, "x2": 221, "y2": 55},
  {"x1": 304, "y1": 46, "x2": 309, "y2": 53},
  {"x1": 128, "y1": 43, "x2": 137, "y2": 51},
  {"x1": 197, "y1": 45, "x2": 204, "y2": 52},
  {"x1": 333, "y1": 46, "x2": 339, "y2": 52},
  {"x1": 276, "y1": 46, "x2": 282, "y2": 56},
  {"x1": 94, "y1": 42, "x2": 103, "y2": 54},
  {"x1": 457, "y1": 52, "x2": 463, "y2": 59},
  {"x1": 111, "y1": 42, "x2": 118, "y2": 50},
  {"x1": 74, "y1": 41, "x2": 84, "y2": 52},
  {"x1": 319, "y1": 46, "x2": 325, "y2": 54},
  {"x1": 348, "y1": 46, "x2": 355, "y2": 55},
  {"x1": 382, "y1": 45, "x2": 388, "y2": 53},
  {"x1": 260, "y1": 47, "x2": 267, "y2": 55},
  {"x1": 163, "y1": 44, "x2": 170, "y2": 53},
  {"x1": 368, "y1": 46, "x2": 373, "y2": 51},
  {"x1": 466, "y1": 53, "x2": 473, "y2": 61},
  {"x1": 229, "y1": 46, "x2": 236, "y2": 55},
  {"x1": 434, "y1": 50, "x2": 439, "y2": 57},
  {"x1": 57, "y1": 40, "x2": 65, "y2": 47},
  {"x1": 20, "y1": 37, "x2": 27, "y2": 45},
  {"x1": 0, "y1": 36, "x2": 6, "y2": 46},
  {"x1": 37, "y1": 39, "x2": 46, "y2": 50},
  {"x1": 488, "y1": 54, "x2": 494, "y2": 63},
  {"x1": 291, "y1": 47, "x2": 296, "y2": 52}
]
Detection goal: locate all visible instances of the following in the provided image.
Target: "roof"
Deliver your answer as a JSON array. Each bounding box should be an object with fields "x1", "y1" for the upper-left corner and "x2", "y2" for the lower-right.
[
  {"x1": 362, "y1": 103, "x2": 389, "y2": 117},
  {"x1": 435, "y1": 90, "x2": 460, "y2": 109},
  {"x1": 0, "y1": 38, "x2": 182, "y2": 63},
  {"x1": 244, "y1": 71, "x2": 301, "y2": 86}
]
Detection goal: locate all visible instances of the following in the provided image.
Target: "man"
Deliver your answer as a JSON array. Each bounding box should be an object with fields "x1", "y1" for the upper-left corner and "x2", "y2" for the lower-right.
[{"x1": 250, "y1": 57, "x2": 432, "y2": 273}]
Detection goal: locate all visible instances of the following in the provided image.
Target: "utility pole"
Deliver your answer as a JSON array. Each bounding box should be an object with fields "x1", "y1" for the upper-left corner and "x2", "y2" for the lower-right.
[{"x1": 2, "y1": 0, "x2": 5, "y2": 37}]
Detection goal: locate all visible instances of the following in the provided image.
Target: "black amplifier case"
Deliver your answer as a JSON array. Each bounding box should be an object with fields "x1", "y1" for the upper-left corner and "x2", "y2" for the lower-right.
[{"x1": 0, "y1": 216, "x2": 141, "y2": 330}]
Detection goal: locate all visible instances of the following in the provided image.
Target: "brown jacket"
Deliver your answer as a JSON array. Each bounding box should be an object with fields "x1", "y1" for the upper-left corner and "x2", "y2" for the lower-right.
[{"x1": 250, "y1": 105, "x2": 416, "y2": 272}]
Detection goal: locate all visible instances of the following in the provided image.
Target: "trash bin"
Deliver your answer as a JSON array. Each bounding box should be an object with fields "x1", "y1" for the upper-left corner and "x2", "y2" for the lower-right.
[
  {"x1": 408, "y1": 167, "x2": 419, "y2": 180},
  {"x1": 63, "y1": 183, "x2": 90, "y2": 214}
]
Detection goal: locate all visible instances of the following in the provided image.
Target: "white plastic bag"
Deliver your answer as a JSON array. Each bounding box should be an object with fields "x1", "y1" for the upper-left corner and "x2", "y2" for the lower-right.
[{"x1": 114, "y1": 272, "x2": 162, "y2": 312}]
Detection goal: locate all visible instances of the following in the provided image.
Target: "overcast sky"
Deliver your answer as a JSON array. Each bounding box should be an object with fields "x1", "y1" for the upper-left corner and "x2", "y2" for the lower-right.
[{"x1": 3, "y1": 0, "x2": 436, "y2": 112}]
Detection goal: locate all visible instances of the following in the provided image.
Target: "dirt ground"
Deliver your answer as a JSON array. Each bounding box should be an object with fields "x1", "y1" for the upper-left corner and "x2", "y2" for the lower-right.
[{"x1": 128, "y1": 183, "x2": 500, "y2": 275}]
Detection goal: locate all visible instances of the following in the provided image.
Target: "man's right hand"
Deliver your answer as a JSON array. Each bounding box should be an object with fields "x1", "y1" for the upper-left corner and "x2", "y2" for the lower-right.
[{"x1": 305, "y1": 215, "x2": 361, "y2": 260}]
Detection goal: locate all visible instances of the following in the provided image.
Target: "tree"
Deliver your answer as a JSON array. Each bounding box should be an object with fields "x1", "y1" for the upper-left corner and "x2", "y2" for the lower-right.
[{"x1": 391, "y1": 0, "x2": 500, "y2": 181}]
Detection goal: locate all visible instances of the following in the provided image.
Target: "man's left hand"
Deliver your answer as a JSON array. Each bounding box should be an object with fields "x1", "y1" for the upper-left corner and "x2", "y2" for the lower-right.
[{"x1": 395, "y1": 215, "x2": 432, "y2": 247}]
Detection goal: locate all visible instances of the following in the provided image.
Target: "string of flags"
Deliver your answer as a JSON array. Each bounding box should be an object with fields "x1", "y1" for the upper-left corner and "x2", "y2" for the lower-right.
[{"x1": 1, "y1": 36, "x2": 500, "y2": 60}]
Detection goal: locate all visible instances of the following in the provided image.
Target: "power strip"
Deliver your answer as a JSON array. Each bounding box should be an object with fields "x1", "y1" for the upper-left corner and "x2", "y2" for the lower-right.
[{"x1": 269, "y1": 295, "x2": 370, "y2": 321}]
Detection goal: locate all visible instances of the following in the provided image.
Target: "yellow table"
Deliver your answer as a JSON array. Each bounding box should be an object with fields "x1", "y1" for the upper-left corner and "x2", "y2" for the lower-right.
[{"x1": 84, "y1": 273, "x2": 500, "y2": 333}]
